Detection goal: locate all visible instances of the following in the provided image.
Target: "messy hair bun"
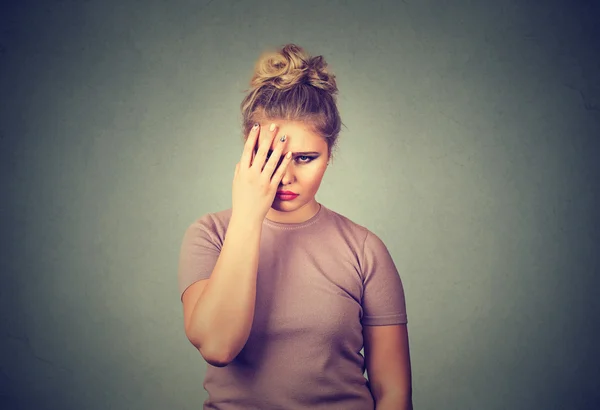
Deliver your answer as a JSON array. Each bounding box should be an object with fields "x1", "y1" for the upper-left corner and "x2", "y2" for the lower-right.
[
  {"x1": 249, "y1": 44, "x2": 338, "y2": 94},
  {"x1": 241, "y1": 44, "x2": 342, "y2": 162}
]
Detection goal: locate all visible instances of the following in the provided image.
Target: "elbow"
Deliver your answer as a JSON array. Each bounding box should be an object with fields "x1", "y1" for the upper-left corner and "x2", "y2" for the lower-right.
[
  {"x1": 198, "y1": 345, "x2": 234, "y2": 367},
  {"x1": 202, "y1": 352, "x2": 232, "y2": 367},
  {"x1": 185, "y1": 325, "x2": 238, "y2": 367},
  {"x1": 187, "y1": 333, "x2": 234, "y2": 367}
]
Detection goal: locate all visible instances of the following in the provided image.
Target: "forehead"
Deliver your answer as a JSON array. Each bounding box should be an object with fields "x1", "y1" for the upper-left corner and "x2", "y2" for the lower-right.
[{"x1": 261, "y1": 120, "x2": 327, "y2": 152}]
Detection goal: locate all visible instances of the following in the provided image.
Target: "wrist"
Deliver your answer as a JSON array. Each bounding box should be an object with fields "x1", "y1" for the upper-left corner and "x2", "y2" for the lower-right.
[{"x1": 229, "y1": 213, "x2": 264, "y2": 231}]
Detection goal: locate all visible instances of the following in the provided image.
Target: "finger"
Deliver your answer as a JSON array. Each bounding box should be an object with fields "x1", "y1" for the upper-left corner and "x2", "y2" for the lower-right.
[
  {"x1": 262, "y1": 134, "x2": 287, "y2": 176},
  {"x1": 240, "y1": 123, "x2": 260, "y2": 168},
  {"x1": 270, "y1": 151, "x2": 293, "y2": 187},
  {"x1": 252, "y1": 123, "x2": 278, "y2": 171}
]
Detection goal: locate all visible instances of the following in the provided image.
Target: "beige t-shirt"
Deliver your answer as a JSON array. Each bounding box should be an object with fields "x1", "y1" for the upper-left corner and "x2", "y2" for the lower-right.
[{"x1": 178, "y1": 203, "x2": 408, "y2": 410}]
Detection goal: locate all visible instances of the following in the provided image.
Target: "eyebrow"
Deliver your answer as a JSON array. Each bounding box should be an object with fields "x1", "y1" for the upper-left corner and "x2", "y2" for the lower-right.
[
  {"x1": 291, "y1": 151, "x2": 320, "y2": 155},
  {"x1": 261, "y1": 150, "x2": 320, "y2": 155}
]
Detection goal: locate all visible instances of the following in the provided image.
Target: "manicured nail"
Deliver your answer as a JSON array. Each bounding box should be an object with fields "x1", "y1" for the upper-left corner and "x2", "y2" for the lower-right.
[
  {"x1": 280, "y1": 135, "x2": 286, "y2": 142},
  {"x1": 270, "y1": 123, "x2": 276, "y2": 132},
  {"x1": 253, "y1": 123, "x2": 259, "y2": 129}
]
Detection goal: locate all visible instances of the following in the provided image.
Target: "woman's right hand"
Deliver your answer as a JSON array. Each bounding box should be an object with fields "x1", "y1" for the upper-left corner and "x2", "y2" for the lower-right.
[{"x1": 232, "y1": 122, "x2": 293, "y2": 224}]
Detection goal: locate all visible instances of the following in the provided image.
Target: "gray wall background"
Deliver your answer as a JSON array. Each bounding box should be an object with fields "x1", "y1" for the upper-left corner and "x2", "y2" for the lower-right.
[{"x1": 1, "y1": 0, "x2": 599, "y2": 409}]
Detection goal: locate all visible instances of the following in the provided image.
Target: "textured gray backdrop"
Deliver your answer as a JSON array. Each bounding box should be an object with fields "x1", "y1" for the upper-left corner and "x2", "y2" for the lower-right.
[{"x1": 1, "y1": 0, "x2": 599, "y2": 409}]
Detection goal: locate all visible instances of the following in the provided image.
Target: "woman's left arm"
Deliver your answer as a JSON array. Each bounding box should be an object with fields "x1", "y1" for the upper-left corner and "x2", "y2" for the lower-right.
[{"x1": 363, "y1": 324, "x2": 413, "y2": 410}]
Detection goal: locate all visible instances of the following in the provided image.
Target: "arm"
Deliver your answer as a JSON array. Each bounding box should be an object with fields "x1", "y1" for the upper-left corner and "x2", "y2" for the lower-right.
[
  {"x1": 182, "y1": 215, "x2": 262, "y2": 367},
  {"x1": 364, "y1": 324, "x2": 413, "y2": 410}
]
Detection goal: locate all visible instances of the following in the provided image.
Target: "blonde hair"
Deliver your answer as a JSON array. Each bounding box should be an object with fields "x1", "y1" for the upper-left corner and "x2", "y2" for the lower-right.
[{"x1": 240, "y1": 44, "x2": 342, "y2": 162}]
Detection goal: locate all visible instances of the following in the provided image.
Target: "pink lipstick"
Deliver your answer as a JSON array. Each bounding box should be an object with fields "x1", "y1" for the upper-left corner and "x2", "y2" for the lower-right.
[{"x1": 276, "y1": 191, "x2": 298, "y2": 201}]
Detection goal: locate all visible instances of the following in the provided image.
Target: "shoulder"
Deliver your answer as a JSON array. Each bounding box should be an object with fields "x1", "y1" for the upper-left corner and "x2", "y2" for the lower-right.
[
  {"x1": 182, "y1": 208, "x2": 233, "y2": 245},
  {"x1": 323, "y1": 206, "x2": 396, "y2": 265},
  {"x1": 321, "y1": 205, "x2": 370, "y2": 239},
  {"x1": 320, "y1": 205, "x2": 391, "y2": 264},
  {"x1": 188, "y1": 208, "x2": 232, "y2": 228},
  {"x1": 322, "y1": 205, "x2": 387, "y2": 250}
]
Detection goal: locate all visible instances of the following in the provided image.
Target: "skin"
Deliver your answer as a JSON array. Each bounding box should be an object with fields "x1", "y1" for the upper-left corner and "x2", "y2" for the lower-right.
[
  {"x1": 250, "y1": 119, "x2": 413, "y2": 407},
  {"x1": 255, "y1": 119, "x2": 330, "y2": 224},
  {"x1": 364, "y1": 324, "x2": 413, "y2": 409}
]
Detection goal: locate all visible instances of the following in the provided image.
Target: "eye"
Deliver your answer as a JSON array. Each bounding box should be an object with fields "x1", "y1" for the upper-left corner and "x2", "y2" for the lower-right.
[{"x1": 296, "y1": 155, "x2": 314, "y2": 163}]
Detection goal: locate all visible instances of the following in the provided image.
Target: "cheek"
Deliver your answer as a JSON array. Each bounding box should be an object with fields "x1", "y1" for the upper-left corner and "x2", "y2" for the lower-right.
[{"x1": 302, "y1": 168, "x2": 327, "y2": 187}]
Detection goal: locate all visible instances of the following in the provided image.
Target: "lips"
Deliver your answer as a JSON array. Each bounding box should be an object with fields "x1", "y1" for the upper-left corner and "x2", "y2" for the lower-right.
[{"x1": 276, "y1": 191, "x2": 299, "y2": 201}]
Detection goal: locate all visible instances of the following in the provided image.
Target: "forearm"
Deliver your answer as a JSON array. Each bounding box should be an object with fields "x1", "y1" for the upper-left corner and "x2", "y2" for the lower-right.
[
  {"x1": 189, "y1": 215, "x2": 262, "y2": 363},
  {"x1": 374, "y1": 391, "x2": 413, "y2": 410}
]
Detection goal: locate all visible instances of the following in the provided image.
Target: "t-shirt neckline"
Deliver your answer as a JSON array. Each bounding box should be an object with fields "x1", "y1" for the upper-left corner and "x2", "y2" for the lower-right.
[{"x1": 263, "y1": 203, "x2": 325, "y2": 230}]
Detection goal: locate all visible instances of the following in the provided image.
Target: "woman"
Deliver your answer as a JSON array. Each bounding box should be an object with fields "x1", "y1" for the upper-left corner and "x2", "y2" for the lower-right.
[{"x1": 178, "y1": 44, "x2": 412, "y2": 410}]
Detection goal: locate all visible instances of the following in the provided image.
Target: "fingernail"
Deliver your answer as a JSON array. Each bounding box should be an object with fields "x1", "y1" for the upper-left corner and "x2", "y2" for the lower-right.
[
  {"x1": 269, "y1": 123, "x2": 276, "y2": 132},
  {"x1": 253, "y1": 123, "x2": 259, "y2": 129},
  {"x1": 280, "y1": 135, "x2": 286, "y2": 142}
]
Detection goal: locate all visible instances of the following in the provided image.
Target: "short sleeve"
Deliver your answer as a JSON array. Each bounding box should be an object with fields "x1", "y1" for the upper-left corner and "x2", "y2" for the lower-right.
[
  {"x1": 360, "y1": 231, "x2": 408, "y2": 326},
  {"x1": 177, "y1": 214, "x2": 222, "y2": 301}
]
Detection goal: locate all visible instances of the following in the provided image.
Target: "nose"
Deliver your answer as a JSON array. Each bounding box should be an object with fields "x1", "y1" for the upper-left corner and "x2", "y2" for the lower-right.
[{"x1": 279, "y1": 160, "x2": 295, "y2": 185}]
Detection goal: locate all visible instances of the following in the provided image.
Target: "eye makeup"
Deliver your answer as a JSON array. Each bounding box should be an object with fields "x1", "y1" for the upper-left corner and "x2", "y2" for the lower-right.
[
  {"x1": 255, "y1": 149, "x2": 319, "y2": 164},
  {"x1": 296, "y1": 155, "x2": 316, "y2": 163}
]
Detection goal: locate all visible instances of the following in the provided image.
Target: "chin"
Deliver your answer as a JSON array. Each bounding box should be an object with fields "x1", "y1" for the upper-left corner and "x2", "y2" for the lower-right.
[
  {"x1": 271, "y1": 202, "x2": 295, "y2": 211},
  {"x1": 272, "y1": 198, "x2": 304, "y2": 211}
]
